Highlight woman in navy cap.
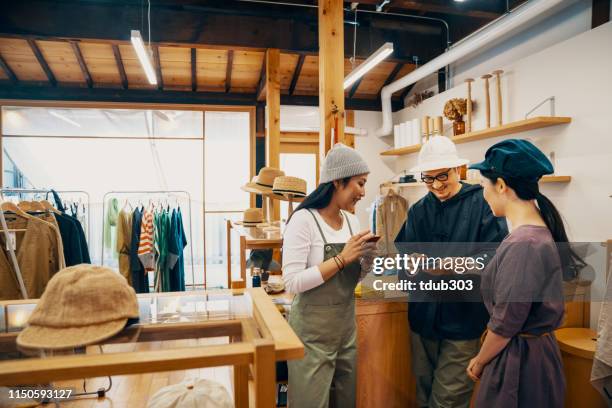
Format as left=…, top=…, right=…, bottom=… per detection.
left=466, top=139, right=584, bottom=407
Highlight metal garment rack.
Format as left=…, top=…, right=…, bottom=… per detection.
left=101, top=190, right=196, bottom=290
left=0, top=188, right=91, bottom=245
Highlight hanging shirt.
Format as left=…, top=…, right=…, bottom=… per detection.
left=130, top=207, right=149, bottom=293
left=395, top=182, right=508, bottom=340
left=168, top=209, right=187, bottom=292
left=138, top=209, right=155, bottom=272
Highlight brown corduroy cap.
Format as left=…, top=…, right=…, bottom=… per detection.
left=17, top=265, right=139, bottom=350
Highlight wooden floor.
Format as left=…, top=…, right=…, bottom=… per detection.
left=34, top=337, right=237, bottom=408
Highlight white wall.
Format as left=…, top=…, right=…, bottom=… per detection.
left=387, top=22, right=612, bottom=328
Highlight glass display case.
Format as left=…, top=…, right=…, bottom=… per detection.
left=0, top=288, right=303, bottom=407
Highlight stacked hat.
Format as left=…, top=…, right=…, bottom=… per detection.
left=147, top=379, right=233, bottom=408
left=469, top=139, right=553, bottom=182
left=17, top=265, right=139, bottom=350
left=241, top=167, right=285, bottom=195
left=240, top=208, right=264, bottom=226
left=272, top=176, right=307, bottom=202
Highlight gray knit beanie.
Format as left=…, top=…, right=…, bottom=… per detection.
left=319, top=143, right=370, bottom=184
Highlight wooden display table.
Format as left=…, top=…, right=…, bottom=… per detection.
left=226, top=220, right=283, bottom=289
left=0, top=288, right=304, bottom=408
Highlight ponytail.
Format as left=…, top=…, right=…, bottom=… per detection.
left=481, top=170, right=586, bottom=280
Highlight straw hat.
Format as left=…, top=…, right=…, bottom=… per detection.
left=147, top=379, right=233, bottom=408
left=17, top=265, right=139, bottom=350
left=241, top=208, right=264, bottom=225
left=271, top=176, right=307, bottom=202
left=241, top=167, right=285, bottom=195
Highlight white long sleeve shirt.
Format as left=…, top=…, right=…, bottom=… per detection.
left=282, top=208, right=361, bottom=294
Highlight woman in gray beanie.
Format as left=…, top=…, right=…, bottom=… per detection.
left=282, top=143, right=377, bottom=408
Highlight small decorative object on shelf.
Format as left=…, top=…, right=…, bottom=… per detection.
left=465, top=78, right=474, bottom=132
left=406, top=90, right=435, bottom=108
left=493, top=69, right=504, bottom=126
left=443, top=98, right=467, bottom=136
left=481, top=73, right=493, bottom=128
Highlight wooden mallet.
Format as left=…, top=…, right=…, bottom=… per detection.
left=465, top=78, right=474, bottom=132
left=493, top=70, right=504, bottom=126
left=481, top=74, right=492, bottom=128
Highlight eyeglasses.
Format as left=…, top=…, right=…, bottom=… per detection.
left=421, top=169, right=451, bottom=184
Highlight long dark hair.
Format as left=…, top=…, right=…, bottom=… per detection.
left=481, top=170, right=586, bottom=280
left=287, top=177, right=351, bottom=224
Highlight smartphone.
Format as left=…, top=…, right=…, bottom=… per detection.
left=366, top=235, right=381, bottom=243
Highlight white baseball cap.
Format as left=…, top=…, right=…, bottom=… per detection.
left=147, top=379, right=233, bottom=408
left=410, top=136, right=469, bottom=173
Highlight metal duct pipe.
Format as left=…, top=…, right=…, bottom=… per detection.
left=374, top=0, right=580, bottom=137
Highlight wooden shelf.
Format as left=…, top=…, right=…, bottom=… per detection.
left=382, top=176, right=571, bottom=189
left=380, top=116, right=572, bottom=156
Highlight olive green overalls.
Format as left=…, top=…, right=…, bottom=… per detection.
left=288, top=209, right=360, bottom=408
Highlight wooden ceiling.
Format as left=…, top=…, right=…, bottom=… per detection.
left=0, top=0, right=522, bottom=110
left=0, top=37, right=415, bottom=99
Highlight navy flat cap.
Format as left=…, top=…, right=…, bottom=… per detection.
left=469, top=139, right=554, bottom=181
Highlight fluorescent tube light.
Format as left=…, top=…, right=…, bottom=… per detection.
left=50, top=111, right=81, bottom=128
left=344, top=42, right=393, bottom=89
left=131, top=30, right=157, bottom=85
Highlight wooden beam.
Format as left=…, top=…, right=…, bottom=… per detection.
left=383, top=62, right=404, bottom=87
left=225, top=50, right=234, bottom=93
left=153, top=45, right=163, bottom=90
left=288, top=53, right=305, bottom=96
left=26, top=39, right=56, bottom=86
left=256, top=57, right=267, bottom=102
left=345, top=110, right=355, bottom=148
left=265, top=48, right=281, bottom=221
left=69, top=41, right=92, bottom=88
left=318, top=0, right=345, bottom=153
left=592, top=0, right=610, bottom=28
left=111, top=44, right=128, bottom=90
left=348, top=77, right=363, bottom=99
left=0, top=84, right=400, bottom=111
left=0, top=54, right=17, bottom=84
left=191, top=48, right=197, bottom=92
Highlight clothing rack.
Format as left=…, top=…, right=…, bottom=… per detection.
left=0, top=188, right=91, bottom=245
left=101, top=190, right=196, bottom=289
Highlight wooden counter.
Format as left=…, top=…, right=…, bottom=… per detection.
left=356, top=300, right=414, bottom=408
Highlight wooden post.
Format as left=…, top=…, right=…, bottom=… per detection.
left=265, top=49, right=281, bottom=221
left=318, top=0, right=345, bottom=159
left=253, top=339, right=276, bottom=408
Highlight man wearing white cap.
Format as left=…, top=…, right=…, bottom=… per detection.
left=395, top=136, right=507, bottom=408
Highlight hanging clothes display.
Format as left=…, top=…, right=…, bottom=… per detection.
left=591, top=264, right=612, bottom=402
